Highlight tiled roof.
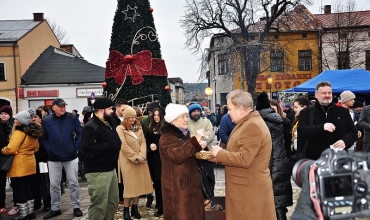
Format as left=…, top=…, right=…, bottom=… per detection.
left=315, top=10, right=370, bottom=28
left=0, top=20, right=41, bottom=42
left=231, top=4, right=319, bottom=34
left=21, top=46, right=105, bottom=85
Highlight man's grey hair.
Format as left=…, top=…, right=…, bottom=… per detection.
left=226, top=90, right=253, bottom=109
left=315, top=81, right=332, bottom=92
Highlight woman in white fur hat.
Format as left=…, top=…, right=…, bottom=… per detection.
left=158, top=103, right=207, bottom=220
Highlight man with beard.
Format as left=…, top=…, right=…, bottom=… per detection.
left=80, top=98, right=121, bottom=220
left=40, top=98, right=83, bottom=219
left=297, top=81, right=357, bottom=160
left=187, top=103, right=216, bottom=199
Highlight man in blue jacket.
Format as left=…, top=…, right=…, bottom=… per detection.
left=40, top=98, right=83, bottom=219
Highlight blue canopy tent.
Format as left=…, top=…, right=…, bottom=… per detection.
left=283, top=69, right=370, bottom=95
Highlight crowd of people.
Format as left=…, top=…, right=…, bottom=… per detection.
left=0, top=80, right=367, bottom=220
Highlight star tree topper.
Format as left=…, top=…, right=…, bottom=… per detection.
left=121, top=5, right=140, bottom=22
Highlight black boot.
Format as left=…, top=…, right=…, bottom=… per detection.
left=123, top=207, right=131, bottom=220
left=146, top=194, right=153, bottom=208
left=276, top=208, right=287, bottom=220
left=131, top=204, right=141, bottom=219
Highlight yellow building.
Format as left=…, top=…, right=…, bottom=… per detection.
left=232, top=5, right=321, bottom=95
left=0, top=13, right=60, bottom=112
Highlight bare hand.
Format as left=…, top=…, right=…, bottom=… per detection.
left=195, top=129, right=206, bottom=142
left=199, top=140, right=207, bottom=149
left=332, top=140, right=345, bottom=149
left=138, top=156, right=146, bottom=164
left=210, top=145, right=222, bottom=157
left=324, top=123, right=335, bottom=132
left=209, top=157, right=218, bottom=163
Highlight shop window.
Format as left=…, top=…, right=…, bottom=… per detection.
left=0, top=63, right=6, bottom=81
left=339, top=33, right=347, bottom=39
left=270, top=50, right=284, bottom=72
left=250, top=35, right=255, bottom=41
left=302, top=33, right=307, bottom=39
left=298, top=50, right=312, bottom=71
left=218, top=54, right=230, bottom=75
left=274, top=34, right=279, bottom=40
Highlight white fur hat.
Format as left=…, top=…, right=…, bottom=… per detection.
left=164, top=103, right=188, bottom=123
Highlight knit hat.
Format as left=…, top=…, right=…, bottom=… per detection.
left=14, top=111, right=32, bottom=125
left=256, top=92, right=271, bottom=111
left=36, top=109, right=43, bottom=119
left=0, top=105, right=13, bottom=117
left=93, top=98, right=113, bottom=109
left=123, top=107, right=137, bottom=119
left=352, top=101, right=364, bottom=109
left=82, top=106, right=92, bottom=112
left=164, top=103, right=189, bottom=123
left=188, top=103, right=202, bottom=114
left=340, top=91, right=355, bottom=103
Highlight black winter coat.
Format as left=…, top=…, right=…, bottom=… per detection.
left=145, top=129, right=162, bottom=181
left=80, top=116, right=121, bottom=174
left=298, top=101, right=357, bottom=160
left=259, top=108, right=293, bottom=209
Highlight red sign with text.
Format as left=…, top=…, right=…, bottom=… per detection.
left=27, top=90, right=59, bottom=97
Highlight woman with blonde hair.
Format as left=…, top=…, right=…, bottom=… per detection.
left=2, top=110, right=43, bottom=220
left=116, top=107, right=153, bottom=220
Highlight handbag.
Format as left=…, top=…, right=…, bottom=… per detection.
left=0, top=134, right=27, bottom=172
left=198, top=164, right=214, bottom=199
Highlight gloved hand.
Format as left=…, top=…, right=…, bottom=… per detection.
left=291, top=163, right=318, bottom=220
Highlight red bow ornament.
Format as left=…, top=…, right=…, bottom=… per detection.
left=105, top=50, right=168, bottom=85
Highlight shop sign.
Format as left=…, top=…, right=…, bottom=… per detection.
left=26, top=90, right=59, bottom=97
left=76, top=87, right=103, bottom=98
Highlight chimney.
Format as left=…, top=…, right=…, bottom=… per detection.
left=324, top=5, right=331, bottom=14
left=33, top=13, right=44, bottom=21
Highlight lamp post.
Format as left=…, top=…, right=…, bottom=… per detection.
left=267, top=75, right=273, bottom=99
left=205, top=87, right=213, bottom=108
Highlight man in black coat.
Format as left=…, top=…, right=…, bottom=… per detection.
left=297, top=81, right=357, bottom=160
left=80, top=98, right=121, bottom=220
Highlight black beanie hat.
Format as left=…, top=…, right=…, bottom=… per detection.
left=93, top=98, right=113, bottom=109
left=36, top=109, right=43, bottom=119
left=256, top=92, right=271, bottom=111
left=352, top=101, right=364, bottom=109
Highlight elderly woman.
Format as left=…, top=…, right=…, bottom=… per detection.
left=2, top=110, right=42, bottom=220
left=211, top=90, right=276, bottom=220
left=116, top=107, right=153, bottom=220
left=159, top=103, right=207, bottom=220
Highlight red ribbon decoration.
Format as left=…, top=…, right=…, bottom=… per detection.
left=105, top=50, right=168, bottom=85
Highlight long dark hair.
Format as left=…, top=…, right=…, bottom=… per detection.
left=148, top=108, right=164, bottom=134
left=291, top=97, right=311, bottom=128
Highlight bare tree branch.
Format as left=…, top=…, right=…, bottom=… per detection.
left=46, top=18, right=70, bottom=45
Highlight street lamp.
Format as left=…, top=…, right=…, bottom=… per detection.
left=205, top=87, right=213, bottom=108
left=267, top=75, right=273, bottom=99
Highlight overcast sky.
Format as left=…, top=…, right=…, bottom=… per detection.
left=1, top=0, right=369, bottom=83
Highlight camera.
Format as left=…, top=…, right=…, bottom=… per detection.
left=292, top=148, right=370, bottom=219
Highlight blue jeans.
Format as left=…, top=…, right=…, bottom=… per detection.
left=85, top=169, right=119, bottom=220
left=48, top=158, right=80, bottom=211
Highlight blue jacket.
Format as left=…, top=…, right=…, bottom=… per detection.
left=218, top=114, right=236, bottom=144
left=40, top=112, right=82, bottom=162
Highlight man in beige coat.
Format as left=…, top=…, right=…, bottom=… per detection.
left=211, top=90, right=276, bottom=220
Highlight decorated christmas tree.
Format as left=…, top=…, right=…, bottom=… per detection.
left=103, top=0, right=172, bottom=107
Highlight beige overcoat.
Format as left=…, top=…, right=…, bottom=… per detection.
left=116, top=125, right=153, bottom=198
left=216, top=111, right=277, bottom=220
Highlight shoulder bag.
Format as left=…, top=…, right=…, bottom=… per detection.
left=0, top=134, right=27, bottom=172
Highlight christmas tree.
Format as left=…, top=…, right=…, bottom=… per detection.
left=104, top=0, right=172, bottom=107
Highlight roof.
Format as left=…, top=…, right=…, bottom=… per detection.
left=232, top=4, right=319, bottom=34
left=21, top=45, right=105, bottom=85
left=0, top=20, right=41, bottom=42
left=283, top=69, right=370, bottom=94
left=315, top=10, right=370, bottom=29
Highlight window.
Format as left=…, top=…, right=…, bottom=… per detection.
left=218, top=54, right=229, bottom=75
left=0, top=63, right=5, bottom=81
left=274, top=34, right=279, bottom=40
left=250, top=35, right=255, bottom=41
left=302, top=33, right=307, bottom=39
left=270, top=50, right=284, bottom=72
left=338, top=51, right=350, bottom=69
left=298, top=50, right=312, bottom=71
left=339, top=33, right=347, bottom=39
left=368, top=32, right=370, bottom=37
left=366, top=50, right=370, bottom=71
